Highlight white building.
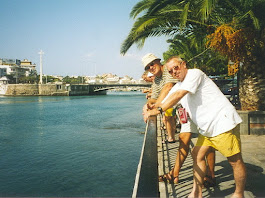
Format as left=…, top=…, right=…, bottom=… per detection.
left=86, top=76, right=103, bottom=84
left=106, top=76, right=119, bottom=84
left=20, top=59, right=37, bottom=76
left=119, top=75, right=134, bottom=84
left=0, top=58, right=37, bottom=78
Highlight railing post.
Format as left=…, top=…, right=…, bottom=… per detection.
left=132, top=115, right=159, bottom=197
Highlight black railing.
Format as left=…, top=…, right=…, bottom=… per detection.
left=132, top=116, right=159, bottom=198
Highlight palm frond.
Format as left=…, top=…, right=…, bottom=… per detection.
left=198, top=0, right=217, bottom=22
left=238, top=10, right=260, bottom=30
left=130, top=0, right=155, bottom=19
left=179, top=2, right=190, bottom=29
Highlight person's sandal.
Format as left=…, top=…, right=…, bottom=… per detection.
left=159, top=173, right=179, bottom=184
left=203, top=175, right=216, bottom=188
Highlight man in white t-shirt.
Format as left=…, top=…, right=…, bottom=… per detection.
left=144, top=56, right=246, bottom=198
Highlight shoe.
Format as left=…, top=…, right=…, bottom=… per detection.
left=159, top=173, right=179, bottom=184
left=203, top=175, right=216, bottom=188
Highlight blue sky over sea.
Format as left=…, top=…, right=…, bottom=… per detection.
left=0, top=0, right=170, bottom=79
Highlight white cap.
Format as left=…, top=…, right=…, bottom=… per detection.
left=142, top=53, right=161, bottom=70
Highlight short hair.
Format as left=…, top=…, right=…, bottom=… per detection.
left=166, top=56, right=183, bottom=63
left=166, top=56, right=188, bottom=68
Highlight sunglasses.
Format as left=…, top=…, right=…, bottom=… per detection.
left=145, top=61, right=155, bottom=70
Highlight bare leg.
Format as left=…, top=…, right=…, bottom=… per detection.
left=165, top=115, right=176, bottom=142
left=206, top=148, right=216, bottom=179
left=227, top=153, right=246, bottom=198
left=171, top=132, right=192, bottom=183
left=188, top=146, right=211, bottom=198
left=203, top=148, right=216, bottom=187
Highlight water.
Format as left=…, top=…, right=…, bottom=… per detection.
left=0, top=92, right=146, bottom=197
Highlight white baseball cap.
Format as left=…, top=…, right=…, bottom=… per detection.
left=142, top=53, right=161, bottom=70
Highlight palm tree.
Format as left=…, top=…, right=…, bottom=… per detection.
left=120, top=0, right=194, bottom=55
left=205, top=0, right=265, bottom=110
left=121, top=0, right=265, bottom=110
left=163, top=33, right=227, bottom=75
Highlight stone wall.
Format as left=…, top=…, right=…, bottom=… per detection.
left=39, top=84, right=68, bottom=96
left=5, top=84, right=69, bottom=96
left=4, top=84, right=107, bottom=96
left=234, top=111, right=265, bottom=135
left=5, top=84, right=39, bottom=96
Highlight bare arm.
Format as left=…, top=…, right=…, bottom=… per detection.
left=143, top=89, right=189, bottom=122
left=144, top=83, right=173, bottom=111
left=161, top=89, right=189, bottom=110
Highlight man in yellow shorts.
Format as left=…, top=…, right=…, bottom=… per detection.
left=144, top=56, right=246, bottom=198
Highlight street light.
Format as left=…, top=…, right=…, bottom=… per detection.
left=38, top=50, right=44, bottom=84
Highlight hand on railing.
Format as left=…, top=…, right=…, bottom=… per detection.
left=143, top=108, right=160, bottom=123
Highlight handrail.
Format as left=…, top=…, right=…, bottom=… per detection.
left=132, top=115, right=159, bottom=198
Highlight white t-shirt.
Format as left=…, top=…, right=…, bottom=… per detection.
left=163, top=69, right=242, bottom=137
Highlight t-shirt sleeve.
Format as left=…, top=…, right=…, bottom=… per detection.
left=179, top=69, right=203, bottom=94
left=162, top=83, right=180, bottom=103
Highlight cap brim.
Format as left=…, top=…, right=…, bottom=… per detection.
left=144, top=58, right=161, bottom=70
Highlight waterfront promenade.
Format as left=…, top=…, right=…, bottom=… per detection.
left=157, top=115, right=265, bottom=198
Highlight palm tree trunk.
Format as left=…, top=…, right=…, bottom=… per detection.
left=239, top=60, right=265, bottom=110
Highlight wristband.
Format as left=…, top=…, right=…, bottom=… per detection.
left=157, top=107, right=163, bottom=114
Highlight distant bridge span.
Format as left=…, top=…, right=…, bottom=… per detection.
left=90, top=83, right=151, bottom=92
left=69, top=83, right=152, bottom=95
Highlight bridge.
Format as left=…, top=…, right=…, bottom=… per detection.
left=90, top=83, right=151, bottom=92
left=68, top=83, right=152, bottom=95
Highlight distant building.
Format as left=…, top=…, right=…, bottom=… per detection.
left=86, top=76, right=103, bottom=84
left=106, top=76, right=119, bottom=84
left=0, top=58, right=37, bottom=78
left=119, top=75, right=133, bottom=84
left=20, top=59, right=37, bottom=76
left=50, top=75, right=63, bottom=81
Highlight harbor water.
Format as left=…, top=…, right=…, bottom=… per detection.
left=0, top=92, right=146, bottom=197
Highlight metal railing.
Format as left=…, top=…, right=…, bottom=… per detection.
left=132, top=115, right=159, bottom=198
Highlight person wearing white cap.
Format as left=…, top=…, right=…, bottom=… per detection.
left=142, top=53, right=178, bottom=143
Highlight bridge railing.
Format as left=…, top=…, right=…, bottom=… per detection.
left=132, top=115, right=159, bottom=198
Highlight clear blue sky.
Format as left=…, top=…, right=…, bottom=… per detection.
left=0, top=0, right=170, bottom=79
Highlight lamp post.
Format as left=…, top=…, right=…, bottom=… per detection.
left=38, top=50, right=44, bottom=84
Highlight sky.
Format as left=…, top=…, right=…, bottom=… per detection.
left=0, top=0, right=170, bottom=79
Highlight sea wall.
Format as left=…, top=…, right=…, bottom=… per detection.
left=5, top=84, right=39, bottom=96
left=3, top=84, right=106, bottom=96
left=5, top=84, right=69, bottom=96
left=39, top=84, right=69, bottom=96
left=69, top=85, right=89, bottom=96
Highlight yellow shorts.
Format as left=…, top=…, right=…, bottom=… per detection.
left=164, top=108, right=175, bottom=117
left=196, top=130, right=241, bottom=157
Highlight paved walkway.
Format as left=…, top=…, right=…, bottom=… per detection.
left=157, top=116, right=265, bottom=198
